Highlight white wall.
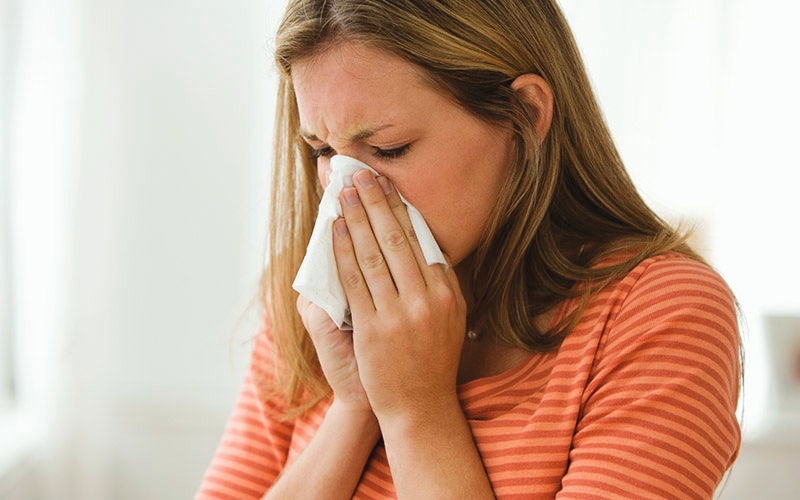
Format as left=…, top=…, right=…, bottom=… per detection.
left=55, top=2, right=284, bottom=498
left=2, top=1, right=282, bottom=499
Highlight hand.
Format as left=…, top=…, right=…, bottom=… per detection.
left=332, top=170, right=468, bottom=423
left=296, top=295, right=372, bottom=412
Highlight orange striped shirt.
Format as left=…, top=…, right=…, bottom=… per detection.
left=197, top=254, right=741, bottom=499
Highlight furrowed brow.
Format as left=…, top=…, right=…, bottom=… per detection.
left=299, top=124, right=394, bottom=144
left=299, top=129, right=320, bottom=142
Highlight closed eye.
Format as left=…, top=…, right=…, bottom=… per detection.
left=373, top=144, right=410, bottom=160
left=310, top=145, right=336, bottom=159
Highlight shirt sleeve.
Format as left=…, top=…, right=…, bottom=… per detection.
left=195, top=331, right=294, bottom=500
left=557, top=256, right=741, bottom=499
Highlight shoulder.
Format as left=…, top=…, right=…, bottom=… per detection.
left=618, top=252, right=734, bottom=303
left=563, top=253, right=742, bottom=497
left=589, top=252, right=741, bottom=393
left=611, top=253, right=738, bottom=335
left=571, top=252, right=739, bottom=344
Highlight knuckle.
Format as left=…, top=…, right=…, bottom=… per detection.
left=387, top=195, right=404, bottom=209
left=342, top=269, right=365, bottom=289
left=361, top=250, right=386, bottom=271
left=363, top=193, right=385, bottom=208
left=407, top=297, right=433, bottom=321
left=383, top=229, right=408, bottom=251
left=440, top=291, right=458, bottom=310
left=405, top=226, right=419, bottom=244
left=347, top=210, right=369, bottom=226
left=430, top=282, right=456, bottom=306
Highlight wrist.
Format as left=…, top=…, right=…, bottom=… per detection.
left=375, top=395, right=494, bottom=499
left=328, top=398, right=381, bottom=441
left=376, top=393, right=464, bottom=441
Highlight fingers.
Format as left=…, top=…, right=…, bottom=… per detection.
left=335, top=174, right=400, bottom=310
left=333, top=170, right=432, bottom=312
left=296, top=294, right=338, bottom=338
left=376, top=175, right=441, bottom=284
left=332, top=215, right=379, bottom=316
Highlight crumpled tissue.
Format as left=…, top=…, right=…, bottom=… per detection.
left=292, top=155, right=445, bottom=330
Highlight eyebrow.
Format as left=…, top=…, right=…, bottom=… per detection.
left=299, top=124, right=394, bottom=144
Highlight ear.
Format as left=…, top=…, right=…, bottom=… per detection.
left=510, top=74, right=554, bottom=144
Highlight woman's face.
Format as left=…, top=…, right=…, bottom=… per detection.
left=292, top=42, right=515, bottom=268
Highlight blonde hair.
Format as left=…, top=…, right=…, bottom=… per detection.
left=262, top=0, right=700, bottom=414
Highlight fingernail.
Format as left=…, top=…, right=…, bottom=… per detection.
left=377, top=176, right=393, bottom=195
left=343, top=187, right=360, bottom=207
left=334, top=218, right=349, bottom=235
left=356, top=170, right=377, bottom=189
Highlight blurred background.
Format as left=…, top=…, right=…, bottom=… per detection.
left=1, top=0, right=798, bottom=498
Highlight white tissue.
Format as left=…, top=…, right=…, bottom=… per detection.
left=292, top=155, right=445, bottom=330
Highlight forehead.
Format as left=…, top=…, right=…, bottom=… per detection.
left=293, top=42, right=418, bottom=83
left=291, top=43, right=435, bottom=139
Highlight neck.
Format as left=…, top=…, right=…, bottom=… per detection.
left=454, top=256, right=476, bottom=317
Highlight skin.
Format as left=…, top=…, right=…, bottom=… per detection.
left=266, top=42, right=554, bottom=499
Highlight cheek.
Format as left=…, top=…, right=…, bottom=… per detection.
left=401, top=152, right=510, bottom=262
left=399, top=179, right=479, bottom=261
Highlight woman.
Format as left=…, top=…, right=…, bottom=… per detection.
left=198, top=1, right=741, bottom=498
